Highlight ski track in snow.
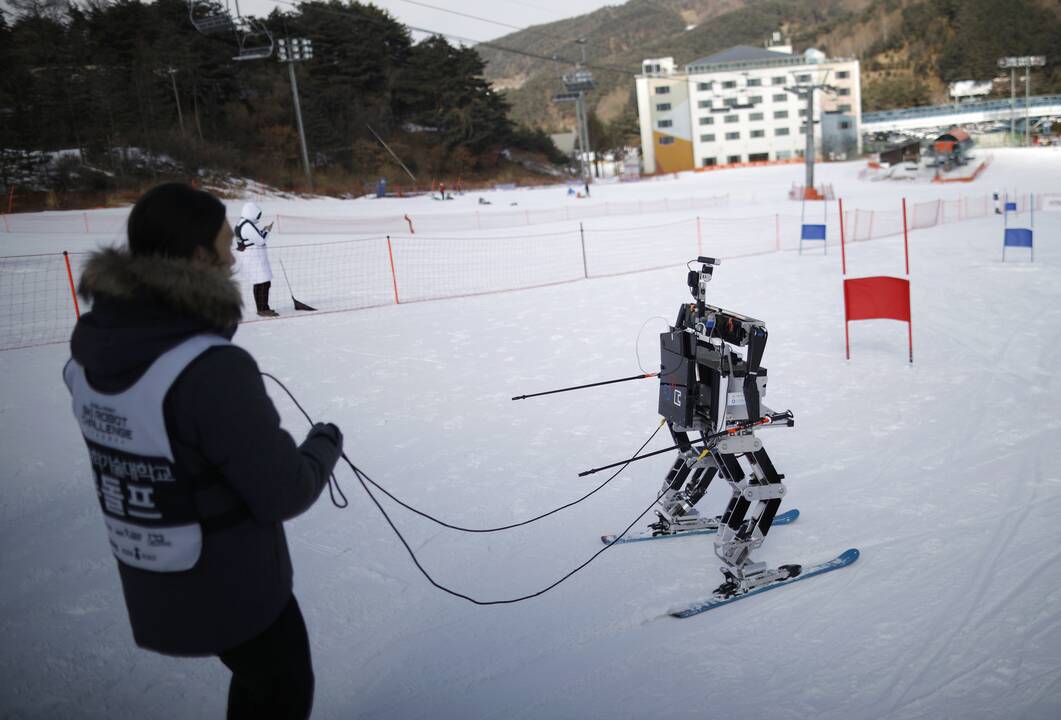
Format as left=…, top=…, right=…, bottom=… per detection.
left=2, top=148, right=1061, bottom=719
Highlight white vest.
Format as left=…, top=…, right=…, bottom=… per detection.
left=64, top=335, right=230, bottom=572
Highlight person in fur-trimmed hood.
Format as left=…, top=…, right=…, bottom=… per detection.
left=65, top=183, right=343, bottom=720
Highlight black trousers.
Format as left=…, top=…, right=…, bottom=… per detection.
left=218, top=595, right=314, bottom=720
left=252, top=282, right=272, bottom=311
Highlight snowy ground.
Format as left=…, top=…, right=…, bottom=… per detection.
left=2, top=148, right=1061, bottom=719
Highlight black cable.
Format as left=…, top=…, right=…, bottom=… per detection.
left=359, top=423, right=662, bottom=532
left=260, top=371, right=672, bottom=605
left=348, top=459, right=667, bottom=605
left=263, top=371, right=662, bottom=531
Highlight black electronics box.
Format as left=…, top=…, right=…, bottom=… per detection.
left=658, top=330, right=696, bottom=427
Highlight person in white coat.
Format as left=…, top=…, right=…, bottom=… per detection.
left=236, top=202, right=278, bottom=317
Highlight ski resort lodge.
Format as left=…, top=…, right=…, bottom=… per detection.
left=635, top=40, right=862, bottom=174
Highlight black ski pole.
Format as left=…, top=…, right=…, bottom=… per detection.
left=278, top=257, right=316, bottom=312
left=577, top=411, right=794, bottom=477
left=512, top=372, right=658, bottom=401
left=577, top=443, right=685, bottom=477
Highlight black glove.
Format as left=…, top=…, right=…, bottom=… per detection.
left=308, top=422, right=343, bottom=453
left=236, top=240, right=247, bottom=252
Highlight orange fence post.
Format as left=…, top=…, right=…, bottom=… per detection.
left=63, top=251, right=81, bottom=320
left=386, top=236, right=400, bottom=304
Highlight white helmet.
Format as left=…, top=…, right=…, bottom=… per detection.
left=241, top=202, right=262, bottom=221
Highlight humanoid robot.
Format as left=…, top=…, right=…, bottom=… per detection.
left=652, top=257, right=798, bottom=596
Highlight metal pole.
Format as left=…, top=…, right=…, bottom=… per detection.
left=1024, top=67, right=1030, bottom=147
left=288, top=61, right=313, bottom=191
left=579, top=38, right=592, bottom=186
left=1010, top=67, right=1016, bottom=142
left=805, top=89, right=815, bottom=192
left=168, top=69, right=185, bottom=135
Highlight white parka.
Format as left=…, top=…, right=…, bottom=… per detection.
left=236, top=202, right=273, bottom=284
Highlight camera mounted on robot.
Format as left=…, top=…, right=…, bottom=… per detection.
left=687, top=256, right=720, bottom=310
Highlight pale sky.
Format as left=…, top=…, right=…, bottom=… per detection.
left=240, top=0, right=622, bottom=43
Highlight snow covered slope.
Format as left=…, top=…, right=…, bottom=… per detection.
left=1, top=149, right=1060, bottom=719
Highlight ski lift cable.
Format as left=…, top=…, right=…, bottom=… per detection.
left=264, top=0, right=638, bottom=77
left=393, top=0, right=615, bottom=55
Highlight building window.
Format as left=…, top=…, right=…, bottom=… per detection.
left=698, top=100, right=712, bottom=108
left=722, top=80, right=737, bottom=89
left=775, top=127, right=790, bottom=136
left=659, top=136, right=674, bottom=145
left=836, top=70, right=850, bottom=79
left=777, top=150, right=792, bottom=159
left=838, top=88, right=850, bottom=96
left=749, top=152, right=769, bottom=162
left=773, top=93, right=787, bottom=102
left=747, top=78, right=762, bottom=87
left=840, top=121, right=851, bottom=130
left=774, top=110, right=789, bottom=119
left=727, top=155, right=741, bottom=164
left=725, top=131, right=740, bottom=140
left=699, top=116, right=714, bottom=125
left=703, top=157, right=717, bottom=166
left=798, top=108, right=808, bottom=117
left=700, top=133, right=716, bottom=142
left=750, top=129, right=765, bottom=138
left=657, top=119, right=672, bottom=128
left=749, top=112, right=764, bottom=121
left=795, top=74, right=811, bottom=82
left=772, top=76, right=785, bottom=85
left=698, top=82, right=713, bottom=91
left=655, top=86, right=670, bottom=94
left=839, top=104, right=852, bottom=112
left=724, top=115, right=739, bottom=123
left=723, top=98, right=738, bottom=107
left=656, top=103, right=671, bottom=111
left=749, top=95, right=763, bottom=104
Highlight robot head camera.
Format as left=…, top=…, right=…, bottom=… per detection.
left=687, top=256, right=721, bottom=304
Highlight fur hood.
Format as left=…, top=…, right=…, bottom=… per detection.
left=78, top=247, right=242, bottom=329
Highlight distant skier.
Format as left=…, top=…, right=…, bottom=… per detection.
left=236, top=202, right=278, bottom=317
left=63, top=183, right=344, bottom=720
left=993, top=190, right=1002, bottom=215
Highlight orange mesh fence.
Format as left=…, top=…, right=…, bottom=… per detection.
left=0, top=191, right=1013, bottom=351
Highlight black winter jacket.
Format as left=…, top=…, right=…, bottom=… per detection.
left=69, top=248, right=341, bottom=656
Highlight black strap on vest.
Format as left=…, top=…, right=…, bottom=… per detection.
left=235, top=219, right=255, bottom=251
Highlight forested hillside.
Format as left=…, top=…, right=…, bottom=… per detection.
left=480, top=0, right=1061, bottom=131
left=0, top=0, right=564, bottom=196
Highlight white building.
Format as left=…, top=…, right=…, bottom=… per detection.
left=635, top=43, right=861, bottom=174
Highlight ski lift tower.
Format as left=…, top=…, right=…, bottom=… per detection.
left=784, top=73, right=837, bottom=199
left=554, top=40, right=595, bottom=189
left=277, top=38, right=315, bottom=191
left=188, top=1, right=274, bottom=61
left=998, top=56, right=1046, bottom=146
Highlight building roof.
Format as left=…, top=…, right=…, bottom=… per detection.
left=687, top=45, right=792, bottom=68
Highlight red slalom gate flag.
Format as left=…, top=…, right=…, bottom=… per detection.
left=843, top=276, right=913, bottom=362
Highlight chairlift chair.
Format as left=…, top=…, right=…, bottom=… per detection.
left=188, top=0, right=274, bottom=61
